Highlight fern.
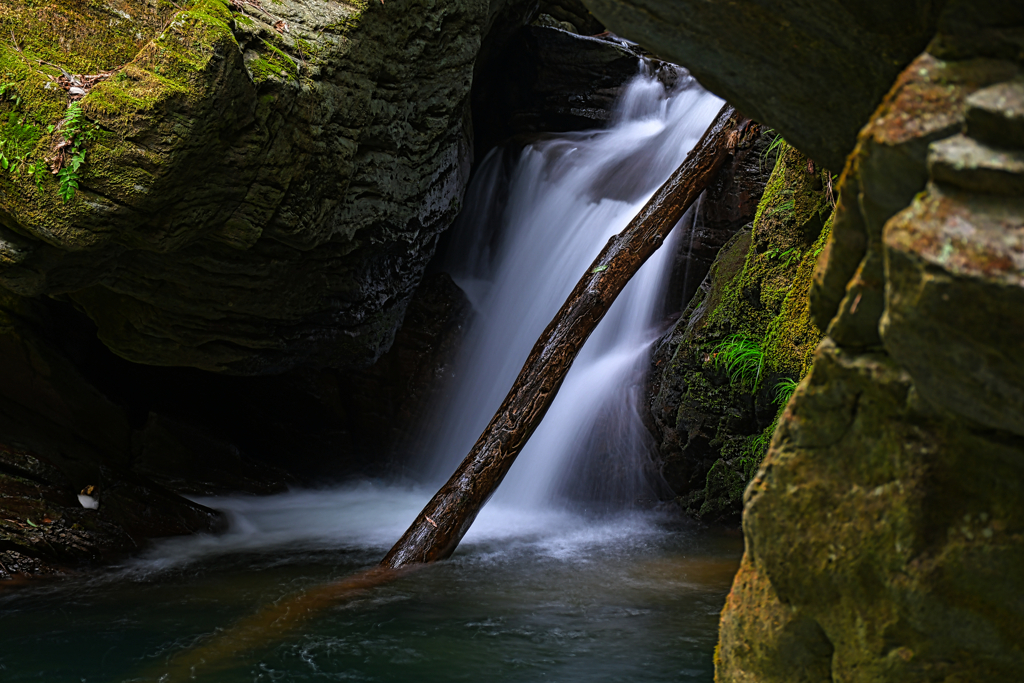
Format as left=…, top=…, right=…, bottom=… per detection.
left=56, top=102, right=96, bottom=203
left=58, top=146, right=86, bottom=202
left=713, top=334, right=766, bottom=391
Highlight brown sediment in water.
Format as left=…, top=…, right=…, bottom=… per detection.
left=145, top=565, right=415, bottom=680
left=631, top=555, right=741, bottom=589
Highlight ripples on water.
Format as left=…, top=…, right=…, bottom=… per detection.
left=0, top=483, right=740, bottom=682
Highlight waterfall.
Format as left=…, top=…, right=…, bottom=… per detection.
left=418, top=67, right=724, bottom=512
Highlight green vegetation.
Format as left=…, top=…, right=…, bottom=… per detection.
left=713, top=334, right=765, bottom=391
left=760, top=130, right=785, bottom=171
left=0, top=81, right=48, bottom=190
left=247, top=38, right=300, bottom=84
left=661, top=138, right=836, bottom=520
left=773, top=377, right=799, bottom=406
left=0, top=0, right=237, bottom=216
left=56, top=102, right=96, bottom=202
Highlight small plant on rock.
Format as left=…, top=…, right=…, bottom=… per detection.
left=55, top=101, right=96, bottom=203
left=773, top=377, right=799, bottom=406
left=760, top=131, right=785, bottom=171
left=713, top=333, right=765, bottom=391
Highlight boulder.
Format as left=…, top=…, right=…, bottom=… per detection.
left=717, top=339, right=1024, bottom=682
left=0, top=0, right=523, bottom=373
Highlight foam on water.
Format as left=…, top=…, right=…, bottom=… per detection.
left=127, top=66, right=722, bottom=575
left=129, top=483, right=670, bottom=573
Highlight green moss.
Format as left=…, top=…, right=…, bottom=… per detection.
left=325, top=0, right=370, bottom=33
left=0, top=0, right=170, bottom=76
left=248, top=39, right=299, bottom=84
left=706, top=144, right=832, bottom=340
left=0, top=0, right=241, bottom=240
left=697, top=458, right=748, bottom=519
left=763, top=215, right=833, bottom=378
left=668, top=142, right=836, bottom=520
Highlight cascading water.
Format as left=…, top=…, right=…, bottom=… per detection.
left=421, top=66, right=724, bottom=511
left=0, top=65, right=741, bottom=683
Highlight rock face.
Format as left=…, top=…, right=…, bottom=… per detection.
left=580, top=0, right=1024, bottom=678
left=0, top=291, right=224, bottom=576
left=0, top=0, right=515, bottom=373
left=0, top=0, right=568, bottom=574
left=578, top=0, right=946, bottom=171
left=647, top=139, right=831, bottom=522
left=472, top=25, right=646, bottom=155
left=667, top=125, right=777, bottom=310
left=339, top=271, right=472, bottom=464
left=715, top=24, right=1024, bottom=683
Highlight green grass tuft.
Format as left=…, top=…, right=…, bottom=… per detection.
left=773, top=377, right=798, bottom=406
left=713, top=334, right=766, bottom=391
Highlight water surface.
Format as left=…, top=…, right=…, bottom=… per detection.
left=0, top=485, right=740, bottom=682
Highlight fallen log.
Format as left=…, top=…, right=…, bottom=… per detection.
left=382, top=102, right=751, bottom=569
left=151, top=103, right=753, bottom=678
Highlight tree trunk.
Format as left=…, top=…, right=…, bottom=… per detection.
left=150, top=105, right=754, bottom=678
left=382, top=103, right=752, bottom=569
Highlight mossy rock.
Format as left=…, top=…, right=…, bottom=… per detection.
left=648, top=141, right=834, bottom=522
left=0, top=0, right=506, bottom=373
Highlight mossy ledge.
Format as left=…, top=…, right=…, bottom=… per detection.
left=648, top=141, right=835, bottom=522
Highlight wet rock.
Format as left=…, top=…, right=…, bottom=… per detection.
left=810, top=54, right=1017, bottom=347
left=339, top=271, right=472, bottom=465
left=883, top=186, right=1024, bottom=438
left=0, top=292, right=222, bottom=573
left=133, top=413, right=295, bottom=496
left=472, top=24, right=646, bottom=156
left=965, top=79, right=1024, bottom=149
left=538, top=0, right=604, bottom=36
left=717, top=340, right=1024, bottom=682
left=717, top=8, right=1024, bottom=679
left=667, top=126, right=776, bottom=310
left=929, top=134, right=1024, bottom=195
left=532, top=13, right=578, bottom=33
left=717, top=555, right=835, bottom=683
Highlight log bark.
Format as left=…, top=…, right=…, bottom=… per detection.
left=382, top=103, right=752, bottom=569
left=151, top=105, right=754, bottom=678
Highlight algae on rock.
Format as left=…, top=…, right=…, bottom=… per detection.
left=648, top=142, right=833, bottom=522
left=716, top=24, right=1024, bottom=683
left=0, top=0, right=509, bottom=373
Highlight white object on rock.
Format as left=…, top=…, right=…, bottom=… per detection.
left=78, top=494, right=100, bottom=510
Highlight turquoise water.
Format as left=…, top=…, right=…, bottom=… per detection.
left=0, top=486, right=740, bottom=682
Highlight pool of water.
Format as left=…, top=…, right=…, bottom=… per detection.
left=0, top=484, right=740, bottom=682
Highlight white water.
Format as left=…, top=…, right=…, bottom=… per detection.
left=126, top=482, right=671, bottom=573
left=422, top=67, right=723, bottom=510
left=0, top=67, right=740, bottom=683
left=126, top=67, right=722, bottom=571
